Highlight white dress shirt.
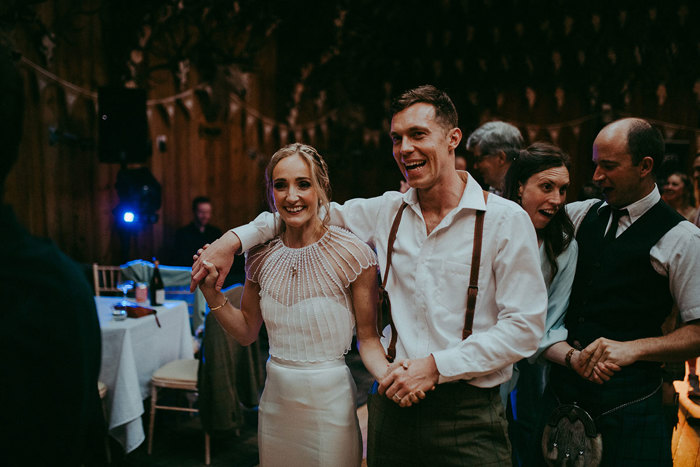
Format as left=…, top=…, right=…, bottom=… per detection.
left=234, top=172, right=547, bottom=388
left=566, top=187, right=700, bottom=324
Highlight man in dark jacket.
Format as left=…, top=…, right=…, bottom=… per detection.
left=172, top=196, right=223, bottom=266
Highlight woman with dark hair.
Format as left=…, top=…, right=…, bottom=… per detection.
left=501, top=142, right=580, bottom=466
left=198, top=143, right=389, bottom=466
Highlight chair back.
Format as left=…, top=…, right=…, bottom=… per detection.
left=92, top=263, right=123, bottom=296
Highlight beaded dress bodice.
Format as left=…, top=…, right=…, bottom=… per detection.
left=246, top=226, right=377, bottom=362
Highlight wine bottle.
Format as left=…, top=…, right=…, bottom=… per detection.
left=150, top=258, right=166, bottom=306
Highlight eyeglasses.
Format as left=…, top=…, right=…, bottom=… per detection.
left=472, top=153, right=497, bottom=163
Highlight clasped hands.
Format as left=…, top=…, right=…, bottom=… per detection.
left=378, top=355, right=439, bottom=408
left=569, top=337, right=635, bottom=384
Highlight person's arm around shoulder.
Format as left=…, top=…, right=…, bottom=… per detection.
left=198, top=260, right=263, bottom=345
left=326, top=193, right=398, bottom=245
left=190, top=194, right=397, bottom=291
left=565, top=198, right=601, bottom=233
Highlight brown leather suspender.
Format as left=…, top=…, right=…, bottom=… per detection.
left=464, top=190, right=489, bottom=338
left=381, top=191, right=488, bottom=360
left=378, top=202, right=408, bottom=362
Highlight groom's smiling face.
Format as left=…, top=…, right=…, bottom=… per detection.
left=390, top=102, right=459, bottom=191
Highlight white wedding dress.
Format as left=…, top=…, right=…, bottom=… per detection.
left=246, top=226, right=377, bottom=467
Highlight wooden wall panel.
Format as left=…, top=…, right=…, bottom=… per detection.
left=4, top=2, right=697, bottom=270
left=6, top=4, right=275, bottom=267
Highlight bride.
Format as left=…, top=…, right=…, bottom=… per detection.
left=198, top=143, right=389, bottom=466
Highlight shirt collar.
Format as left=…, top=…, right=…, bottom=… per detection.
left=458, top=171, right=488, bottom=211
left=401, top=171, right=487, bottom=211
left=595, top=184, right=660, bottom=223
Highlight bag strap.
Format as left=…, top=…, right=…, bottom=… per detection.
left=463, top=190, right=489, bottom=339
left=381, top=202, right=408, bottom=361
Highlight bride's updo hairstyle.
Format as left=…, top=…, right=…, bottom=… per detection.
left=264, top=143, right=332, bottom=226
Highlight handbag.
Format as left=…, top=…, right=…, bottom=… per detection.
left=377, top=191, right=488, bottom=362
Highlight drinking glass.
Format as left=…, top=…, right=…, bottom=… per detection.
left=113, top=280, right=134, bottom=321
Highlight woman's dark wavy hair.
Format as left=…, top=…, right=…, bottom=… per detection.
left=503, top=142, right=574, bottom=282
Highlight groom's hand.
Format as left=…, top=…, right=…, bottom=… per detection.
left=378, top=356, right=438, bottom=407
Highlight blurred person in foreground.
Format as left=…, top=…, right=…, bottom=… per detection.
left=191, top=85, right=548, bottom=465
left=0, top=44, right=104, bottom=466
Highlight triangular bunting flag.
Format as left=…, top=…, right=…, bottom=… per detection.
left=279, top=126, right=289, bottom=145
left=37, top=76, right=48, bottom=93
left=65, top=90, right=78, bottom=112
left=527, top=126, right=538, bottom=142
left=548, top=127, right=560, bottom=143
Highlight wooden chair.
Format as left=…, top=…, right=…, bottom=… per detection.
left=92, top=263, right=123, bottom=296
left=147, top=359, right=210, bottom=465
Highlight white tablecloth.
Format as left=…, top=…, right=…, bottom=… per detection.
left=96, top=296, right=194, bottom=453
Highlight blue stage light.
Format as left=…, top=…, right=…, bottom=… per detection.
left=113, top=167, right=162, bottom=230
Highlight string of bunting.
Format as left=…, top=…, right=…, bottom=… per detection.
left=505, top=114, right=600, bottom=143
left=18, top=55, right=700, bottom=149
left=19, top=54, right=340, bottom=148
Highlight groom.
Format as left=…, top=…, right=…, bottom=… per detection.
left=191, top=85, right=548, bottom=465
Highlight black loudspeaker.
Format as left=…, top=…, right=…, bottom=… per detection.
left=98, top=88, right=149, bottom=164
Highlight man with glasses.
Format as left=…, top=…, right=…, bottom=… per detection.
left=465, top=121, right=523, bottom=195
